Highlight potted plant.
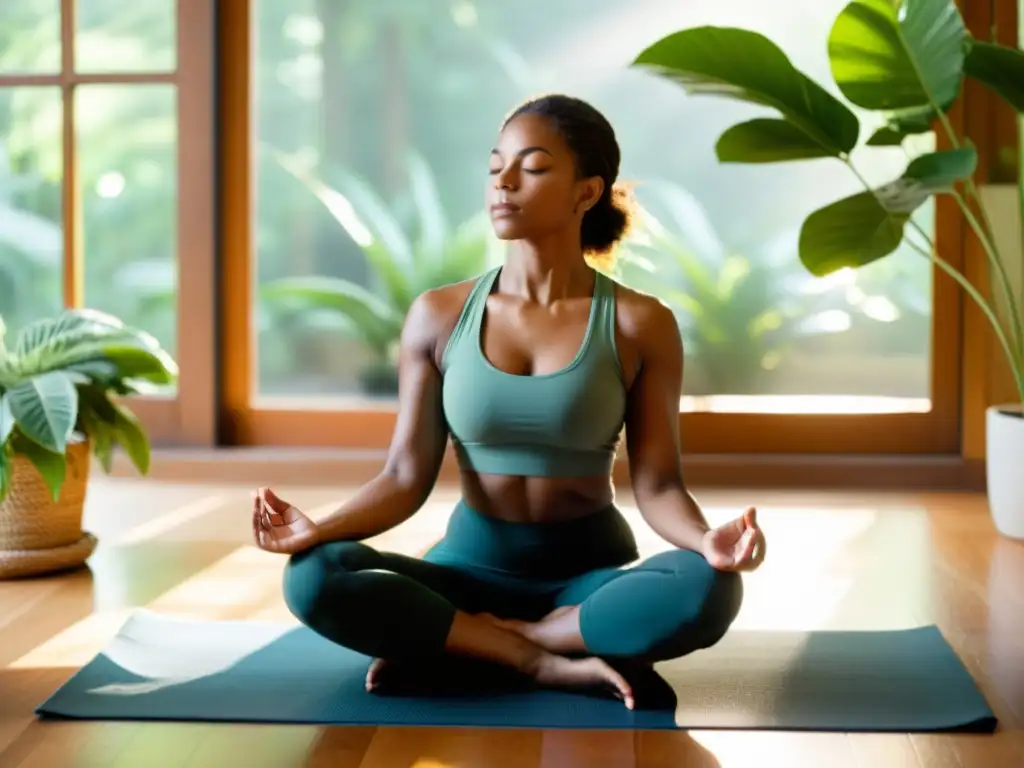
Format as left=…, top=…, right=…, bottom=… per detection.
left=0, top=308, right=177, bottom=578
left=630, top=0, right=1024, bottom=538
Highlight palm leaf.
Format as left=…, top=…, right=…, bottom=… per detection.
left=266, top=148, right=413, bottom=309
left=405, top=149, right=450, bottom=265
left=261, top=277, right=405, bottom=358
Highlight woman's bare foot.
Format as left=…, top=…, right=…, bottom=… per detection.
left=479, top=606, right=584, bottom=655
left=365, top=653, right=633, bottom=708
left=367, top=648, right=634, bottom=709
left=529, top=654, right=635, bottom=710
left=365, top=657, right=393, bottom=691
left=364, top=611, right=633, bottom=708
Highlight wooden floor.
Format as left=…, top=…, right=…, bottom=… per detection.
left=1, top=480, right=1023, bottom=767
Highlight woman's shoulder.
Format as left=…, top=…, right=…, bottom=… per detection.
left=410, top=272, right=490, bottom=324
left=602, top=278, right=681, bottom=385
left=609, top=279, right=677, bottom=341
left=404, top=272, right=493, bottom=356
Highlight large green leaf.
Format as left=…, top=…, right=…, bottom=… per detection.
left=964, top=40, right=1024, bottom=112
left=799, top=147, right=976, bottom=275
left=75, top=388, right=148, bottom=475
left=67, top=343, right=178, bottom=385
left=866, top=126, right=911, bottom=146
left=6, top=371, right=78, bottom=453
left=12, top=309, right=176, bottom=390
left=13, top=433, right=67, bottom=501
left=260, top=277, right=405, bottom=358
left=405, top=149, right=450, bottom=265
left=328, top=168, right=415, bottom=270
left=828, top=0, right=966, bottom=111
left=78, top=407, right=115, bottom=472
left=866, top=104, right=941, bottom=145
left=111, top=402, right=150, bottom=476
left=632, top=26, right=860, bottom=156
left=799, top=191, right=909, bottom=275
left=415, top=212, right=496, bottom=297
left=267, top=148, right=414, bottom=311
left=0, top=394, right=13, bottom=446
left=870, top=147, right=977, bottom=213
left=898, top=147, right=978, bottom=195
left=0, top=445, right=11, bottom=503
left=716, top=118, right=843, bottom=163
left=14, top=308, right=145, bottom=358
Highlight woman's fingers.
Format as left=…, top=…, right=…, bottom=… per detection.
left=252, top=493, right=263, bottom=543
left=259, top=487, right=291, bottom=526
left=744, top=507, right=757, bottom=528
left=263, top=487, right=289, bottom=515
left=751, top=529, right=767, bottom=566
left=735, top=529, right=767, bottom=572
left=279, top=504, right=304, bottom=525
left=736, top=529, right=757, bottom=566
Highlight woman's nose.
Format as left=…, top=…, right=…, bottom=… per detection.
left=495, top=172, right=516, bottom=190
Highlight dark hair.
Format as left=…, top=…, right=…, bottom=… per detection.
left=504, top=94, right=633, bottom=258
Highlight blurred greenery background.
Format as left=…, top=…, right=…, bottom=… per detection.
left=0, top=0, right=936, bottom=406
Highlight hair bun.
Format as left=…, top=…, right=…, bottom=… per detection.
left=581, top=182, right=634, bottom=259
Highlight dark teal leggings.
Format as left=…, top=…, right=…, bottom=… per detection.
left=282, top=501, right=743, bottom=663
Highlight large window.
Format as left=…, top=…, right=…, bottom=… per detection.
left=222, top=0, right=961, bottom=453
left=0, top=0, right=215, bottom=445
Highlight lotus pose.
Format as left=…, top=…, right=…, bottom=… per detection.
left=252, top=94, right=766, bottom=709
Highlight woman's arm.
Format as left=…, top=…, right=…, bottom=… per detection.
left=621, top=295, right=711, bottom=552
left=313, top=289, right=454, bottom=543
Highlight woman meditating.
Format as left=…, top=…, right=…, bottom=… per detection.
left=252, top=94, right=767, bottom=710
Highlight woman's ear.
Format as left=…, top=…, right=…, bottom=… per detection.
left=574, top=176, right=604, bottom=214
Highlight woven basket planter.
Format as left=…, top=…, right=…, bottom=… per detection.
left=0, top=439, right=97, bottom=579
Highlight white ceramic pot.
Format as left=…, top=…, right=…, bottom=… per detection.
left=986, top=404, right=1024, bottom=540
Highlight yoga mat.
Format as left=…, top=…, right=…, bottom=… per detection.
left=36, top=610, right=997, bottom=732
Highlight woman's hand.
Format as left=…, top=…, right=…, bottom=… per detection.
left=701, top=507, right=766, bottom=572
left=252, top=487, right=321, bottom=555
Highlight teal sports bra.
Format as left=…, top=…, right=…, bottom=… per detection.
left=441, top=266, right=627, bottom=478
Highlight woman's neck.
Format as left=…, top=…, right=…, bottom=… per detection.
left=502, top=233, right=593, bottom=306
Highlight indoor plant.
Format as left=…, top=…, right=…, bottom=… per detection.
left=260, top=150, right=503, bottom=397
left=631, top=0, right=1024, bottom=539
left=0, top=308, right=177, bottom=577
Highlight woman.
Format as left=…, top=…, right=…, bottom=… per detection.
left=252, top=94, right=766, bottom=710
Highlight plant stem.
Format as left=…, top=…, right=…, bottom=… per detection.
left=928, top=99, right=1024, bottom=360
left=905, top=222, right=1024, bottom=405
left=953, top=188, right=1024, bottom=360
left=841, top=156, right=1024, bottom=405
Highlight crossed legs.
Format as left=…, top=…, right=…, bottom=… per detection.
left=282, top=540, right=742, bottom=706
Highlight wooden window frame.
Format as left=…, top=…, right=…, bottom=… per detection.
left=0, top=0, right=218, bottom=447
left=216, top=0, right=1013, bottom=457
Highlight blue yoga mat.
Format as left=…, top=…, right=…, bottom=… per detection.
left=36, top=611, right=997, bottom=732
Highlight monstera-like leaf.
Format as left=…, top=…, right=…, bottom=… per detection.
left=964, top=39, right=1024, bottom=112
left=799, top=147, right=977, bottom=275
left=632, top=26, right=860, bottom=163
left=829, top=0, right=966, bottom=144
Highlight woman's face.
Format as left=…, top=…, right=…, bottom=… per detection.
left=486, top=113, right=603, bottom=243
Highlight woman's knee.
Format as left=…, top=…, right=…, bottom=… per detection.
left=644, top=548, right=744, bottom=657
left=281, top=541, right=369, bottom=625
